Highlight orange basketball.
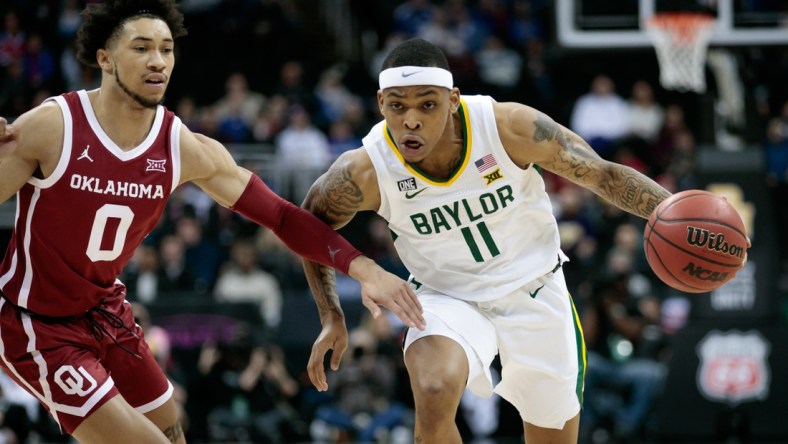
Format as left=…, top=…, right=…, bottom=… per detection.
left=643, top=190, right=747, bottom=293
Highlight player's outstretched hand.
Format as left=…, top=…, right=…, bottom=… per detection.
left=0, top=117, right=20, bottom=158
left=349, top=256, right=426, bottom=330
left=308, top=319, right=348, bottom=391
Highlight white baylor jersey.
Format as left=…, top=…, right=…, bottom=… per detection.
left=363, top=95, right=568, bottom=302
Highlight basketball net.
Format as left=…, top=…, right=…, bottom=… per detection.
left=645, top=13, right=716, bottom=93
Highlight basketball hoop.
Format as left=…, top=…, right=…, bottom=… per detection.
left=645, top=13, right=716, bottom=93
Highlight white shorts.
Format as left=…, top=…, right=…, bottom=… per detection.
left=403, top=268, right=586, bottom=429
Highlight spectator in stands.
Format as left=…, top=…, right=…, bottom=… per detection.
left=765, top=113, right=788, bottom=270
left=158, top=234, right=198, bottom=294
left=124, top=244, right=163, bottom=303
left=132, top=302, right=173, bottom=371
left=416, top=7, right=466, bottom=57
left=239, top=344, right=307, bottom=443
left=477, top=0, right=510, bottom=39
left=174, top=95, right=200, bottom=131
left=445, top=0, right=490, bottom=54
left=275, top=104, right=332, bottom=201
left=328, top=119, right=362, bottom=159
left=315, top=65, right=362, bottom=126
left=475, top=34, right=523, bottom=101
left=508, top=0, right=546, bottom=46
left=311, top=322, right=410, bottom=443
left=175, top=215, right=224, bottom=292
left=366, top=216, right=409, bottom=280
left=256, top=228, right=311, bottom=293
left=651, top=103, right=689, bottom=173
left=580, top=273, right=667, bottom=443
left=252, top=94, right=289, bottom=144
left=0, top=370, right=39, bottom=443
left=570, top=75, right=630, bottom=158
left=57, top=0, right=83, bottom=41
left=22, top=32, right=55, bottom=91
left=214, top=72, right=266, bottom=130
left=0, top=59, right=28, bottom=116
left=131, top=301, right=189, bottom=434
left=214, top=238, right=284, bottom=332
left=627, top=80, right=664, bottom=143
left=392, top=0, right=436, bottom=36
left=272, top=60, right=316, bottom=112
left=0, top=10, right=25, bottom=67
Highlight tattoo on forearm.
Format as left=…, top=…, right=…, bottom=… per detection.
left=532, top=112, right=670, bottom=218
left=605, top=170, right=668, bottom=217
left=303, top=254, right=343, bottom=320
left=163, top=420, right=183, bottom=443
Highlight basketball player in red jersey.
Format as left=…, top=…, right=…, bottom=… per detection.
left=0, top=1, right=424, bottom=443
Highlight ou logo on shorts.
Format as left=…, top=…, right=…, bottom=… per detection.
left=54, top=365, right=98, bottom=397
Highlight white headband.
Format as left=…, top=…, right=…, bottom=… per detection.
left=379, top=66, right=454, bottom=90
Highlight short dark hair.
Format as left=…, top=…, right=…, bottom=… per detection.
left=381, top=38, right=450, bottom=71
left=76, top=0, right=187, bottom=68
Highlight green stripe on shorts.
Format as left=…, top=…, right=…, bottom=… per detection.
left=569, top=293, right=587, bottom=405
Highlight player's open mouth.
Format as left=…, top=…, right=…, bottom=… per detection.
left=399, top=136, right=424, bottom=153
left=144, top=75, right=167, bottom=88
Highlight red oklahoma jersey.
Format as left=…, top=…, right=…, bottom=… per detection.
left=0, top=90, right=181, bottom=316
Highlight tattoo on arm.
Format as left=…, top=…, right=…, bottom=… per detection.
left=162, top=420, right=183, bottom=443
left=303, top=259, right=343, bottom=320
left=312, top=164, right=364, bottom=224
left=600, top=170, right=669, bottom=218
left=532, top=113, right=670, bottom=218
left=302, top=163, right=363, bottom=319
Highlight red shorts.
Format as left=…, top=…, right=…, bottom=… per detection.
left=0, top=291, right=172, bottom=433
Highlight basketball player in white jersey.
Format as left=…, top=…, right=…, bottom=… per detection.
left=0, top=1, right=424, bottom=443
left=301, top=38, right=673, bottom=443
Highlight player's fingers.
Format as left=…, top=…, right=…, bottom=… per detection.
left=0, top=122, right=16, bottom=140
left=399, top=287, right=426, bottom=330
left=387, top=293, right=425, bottom=330
left=361, top=299, right=382, bottom=319
left=330, top=347, right=345, bottom=371
left=308, top=345, right=328, bottom=391
left=404, top=284, right=423, bottom=312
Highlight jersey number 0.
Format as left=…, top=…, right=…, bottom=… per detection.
left=86, top=204, right=135, bottom=262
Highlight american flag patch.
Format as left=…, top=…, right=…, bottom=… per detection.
left=475, top=154, right=497, bottom=173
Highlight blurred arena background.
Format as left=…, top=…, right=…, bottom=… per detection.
left=0, top=0, right=786, bottom=443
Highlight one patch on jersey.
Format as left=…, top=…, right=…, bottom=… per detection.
left=483, top=168, right=504, bottom=185
left=397, top=177, right=417, bottom=192
left=146, top=158, right=167, bottom=173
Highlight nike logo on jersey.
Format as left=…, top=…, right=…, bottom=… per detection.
left=401, top=70, right=422, bottom=78
left=405, top=188, right=427, bottom=199
left=77, top=145, right=94, bottom=162
left=328, top=246, right=341, bottom=262
left=529, top=285, right=544, bottom=299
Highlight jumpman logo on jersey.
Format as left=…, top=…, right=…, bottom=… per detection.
left=77, top=145, right=94, bottom=162
left=327, top=245, right=342, bottom=262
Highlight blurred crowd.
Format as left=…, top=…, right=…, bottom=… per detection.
left=0, top=0, right=787, bottom=443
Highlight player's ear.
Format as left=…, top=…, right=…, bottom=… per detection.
left=97, top=49, right=113, bottom=74
left=449, top=87, right=461, bottom=113
left=377, top=90, right=385, bottom=114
